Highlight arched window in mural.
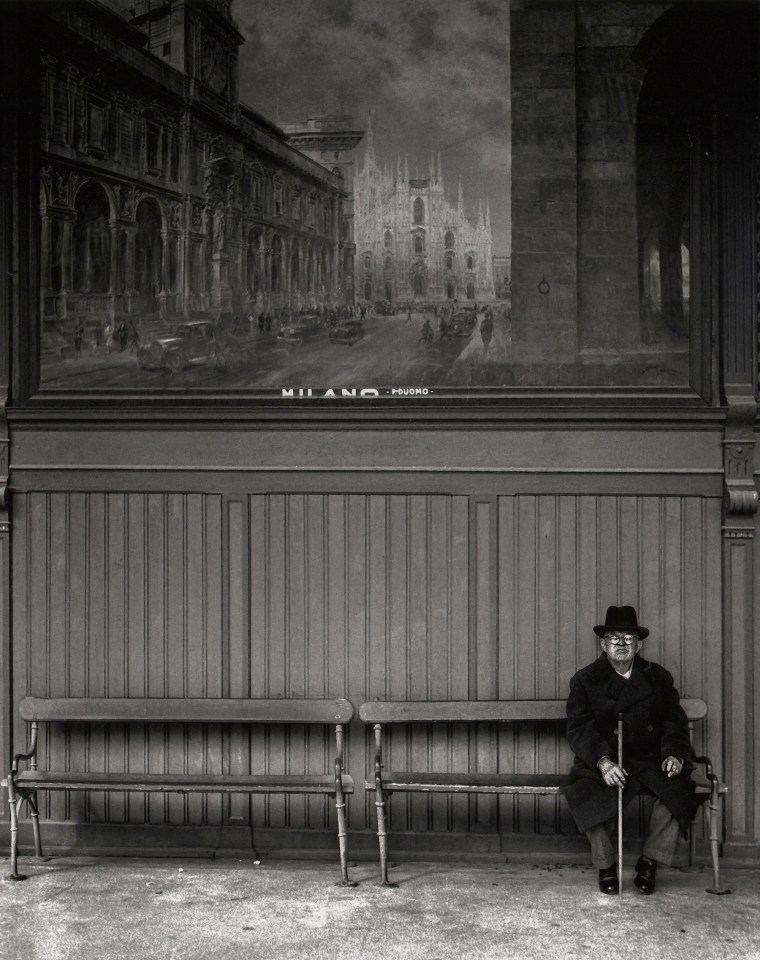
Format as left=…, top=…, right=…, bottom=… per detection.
left=412, top=273, right=425, bottom=296
left=271, top=235, right=283, bottom=293
left=384, top=230, right=393, bottom=248
left=466, top=254, right=474, bottom=270
left=444, top=230, right=455, bottom=249
left=466, top=282, right=475, bottom=299
left=413, top=197, right=424, bottom=224
left=446, top=281, right=455, bottom=299
left=363, top=253, right=371, bottom=270
left=384, top=255, right=392, bottom=271
left=73, top=181, right=111, bottom=294
left=306, top=249, right=313, bottom=292
left=384, top=281, right=393, bottom=301
left=291, top=247, right=300, bottom=292
left=247, top=230, right=260, bottom=297
left=364, top=280, right=372, bottom=300
left=445, top=253, right=454, bottom=271
left=414, top=235, right=424, bottom=254
left=134, top=197, right=163, bottom=312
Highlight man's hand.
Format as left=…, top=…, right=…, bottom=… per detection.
left=598, top=756, right=627, bottom=788
left=661, top=756, right=683, bottom=778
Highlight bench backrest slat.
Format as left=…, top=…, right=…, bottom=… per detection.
left=19, top=697, right=354, bottom=725
left=359, top=698, right=707, bottom=724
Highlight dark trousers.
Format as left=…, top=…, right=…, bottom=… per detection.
left=586, top=797, right=680, bottom=869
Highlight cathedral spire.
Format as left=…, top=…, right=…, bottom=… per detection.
left=403, top=154, right=409, bottom=182
left=365, top=110, right=375, bottom=168
left=437, top=152, right=443, bottom=187
left=485, top=199, right=491, bottom=232
left=458, top=179, right=464, bottom=216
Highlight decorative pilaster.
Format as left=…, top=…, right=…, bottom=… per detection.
left=719, top=116, right=759, bottom=858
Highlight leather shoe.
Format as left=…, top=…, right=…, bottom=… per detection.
left=598, top=865, right=618, bottom=895
left=634, top=856, right=657, bottom=894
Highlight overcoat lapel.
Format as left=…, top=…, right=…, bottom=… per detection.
left=612, top=663, right=653, bottom=715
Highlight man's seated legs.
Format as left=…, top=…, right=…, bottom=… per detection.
left=585, top=797, right=680, bottom=895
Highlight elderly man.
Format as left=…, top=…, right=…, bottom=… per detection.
left=561, top=605, right=695, bottom=895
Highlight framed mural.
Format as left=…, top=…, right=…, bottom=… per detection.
left=28, top=0, right=708, bottom=405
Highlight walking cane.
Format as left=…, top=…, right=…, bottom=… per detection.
left=617, top=712, right=624, bottom=898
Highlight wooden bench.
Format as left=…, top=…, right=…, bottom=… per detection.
left=4, top=697, right=356, bottom=884
left=359, top=699, right=728, bottom=893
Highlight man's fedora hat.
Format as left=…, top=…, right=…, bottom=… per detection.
left=593, top=605, right=649, bottom=640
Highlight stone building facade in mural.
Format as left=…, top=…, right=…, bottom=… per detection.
left=39, top=0, right=348, bottom=360
left=353, top=127, right=495, bottom=304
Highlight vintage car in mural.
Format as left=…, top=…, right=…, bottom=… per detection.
left=329, top=320, right=366, bottom=345
left=137, top=319, right=235, bottom=373
left=444, top=309, right=478, bottom=339
left=276, top=313, right=323, bottom=344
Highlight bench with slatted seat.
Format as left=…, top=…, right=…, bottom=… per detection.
left=359, top=698, right=727, bottom=892
left=4, top=697, right=355, bottom=884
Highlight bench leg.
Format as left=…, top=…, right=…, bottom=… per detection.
left=334, top=792, right=356, bottom=887
left=27, top=793, right=49, bottom=862
left=705, top=791, right=730, bottom=895
left=6, top=783, right=27, bottom=881
left=374, top=787, right=396, bottom=888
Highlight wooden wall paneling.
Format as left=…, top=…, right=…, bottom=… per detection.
left=47, top=493, right=70, bottom=826
left=409, top=495, right=432, bottom=834
left=264, top=495, right=287, bottom=829
left=385, top=496, right=408, bottom=833
left=104, top=495, right=127, bottom=827
left=165, top=495, right=187, bottom=827
left=513, top=496, right=538, bottom=836
left=145, top=493, right=169, bottom=826
left=470, top=497, right=497, bottom=833
left=284, top=494, right=306, bottom=830
left=305, top=494, right=329, bottom=832
left=345, top=494, right=369, bottom=835
left=364, top=494, right=389, bottom=828
left=723, top=533, right=753, bottom=846
left=535, top=495, right=560, bottom=835
left=125, top=493, right=149, bottom=825
left=225, top=495, right=249, bottom=829
left=0, top=511, right=9, bottom=825
left=448, top=498, right=471, bottom=835
left=556, top=496, right=582, bottom=835
left=429, top=495, right=454, bottom=833
left=496, top=494, right=518, bottom=836
left=206, top=495, right=224, bottom=827
left=82, top=493, right=107, bottom=827
left=249, top=494, right=270, bottom=831
left=7, top=487, right=726, bottom=852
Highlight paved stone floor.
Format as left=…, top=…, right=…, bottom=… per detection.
left=0, top=856, right=758, bottom=960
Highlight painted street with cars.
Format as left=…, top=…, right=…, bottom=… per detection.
left=40, top=306, right=512, bottom=391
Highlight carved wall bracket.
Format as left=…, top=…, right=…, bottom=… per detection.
left=723, top=396, right=759, bottom=535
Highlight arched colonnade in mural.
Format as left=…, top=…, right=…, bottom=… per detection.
left=244, top=228, right=338, bottom=311
left=40, top=169, right=342, bottom=331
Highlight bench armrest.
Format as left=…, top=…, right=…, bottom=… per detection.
left=11, top=721, right=40, bottom=775
left=692, top=753, right=721, bottom=800
left=372, top=723, right=385, bottom=787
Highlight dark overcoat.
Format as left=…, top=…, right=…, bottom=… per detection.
left=560, top=653, right=696, bottom=836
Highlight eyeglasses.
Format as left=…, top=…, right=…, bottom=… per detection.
left=603, top=633, right=637, bottom=645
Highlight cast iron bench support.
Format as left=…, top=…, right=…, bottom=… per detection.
left=359, top=698, right=728, bottom=894
left=4, top=697, right=356, bottom=885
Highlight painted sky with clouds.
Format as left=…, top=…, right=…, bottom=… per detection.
left=232, top=0, right=511, bottom=254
